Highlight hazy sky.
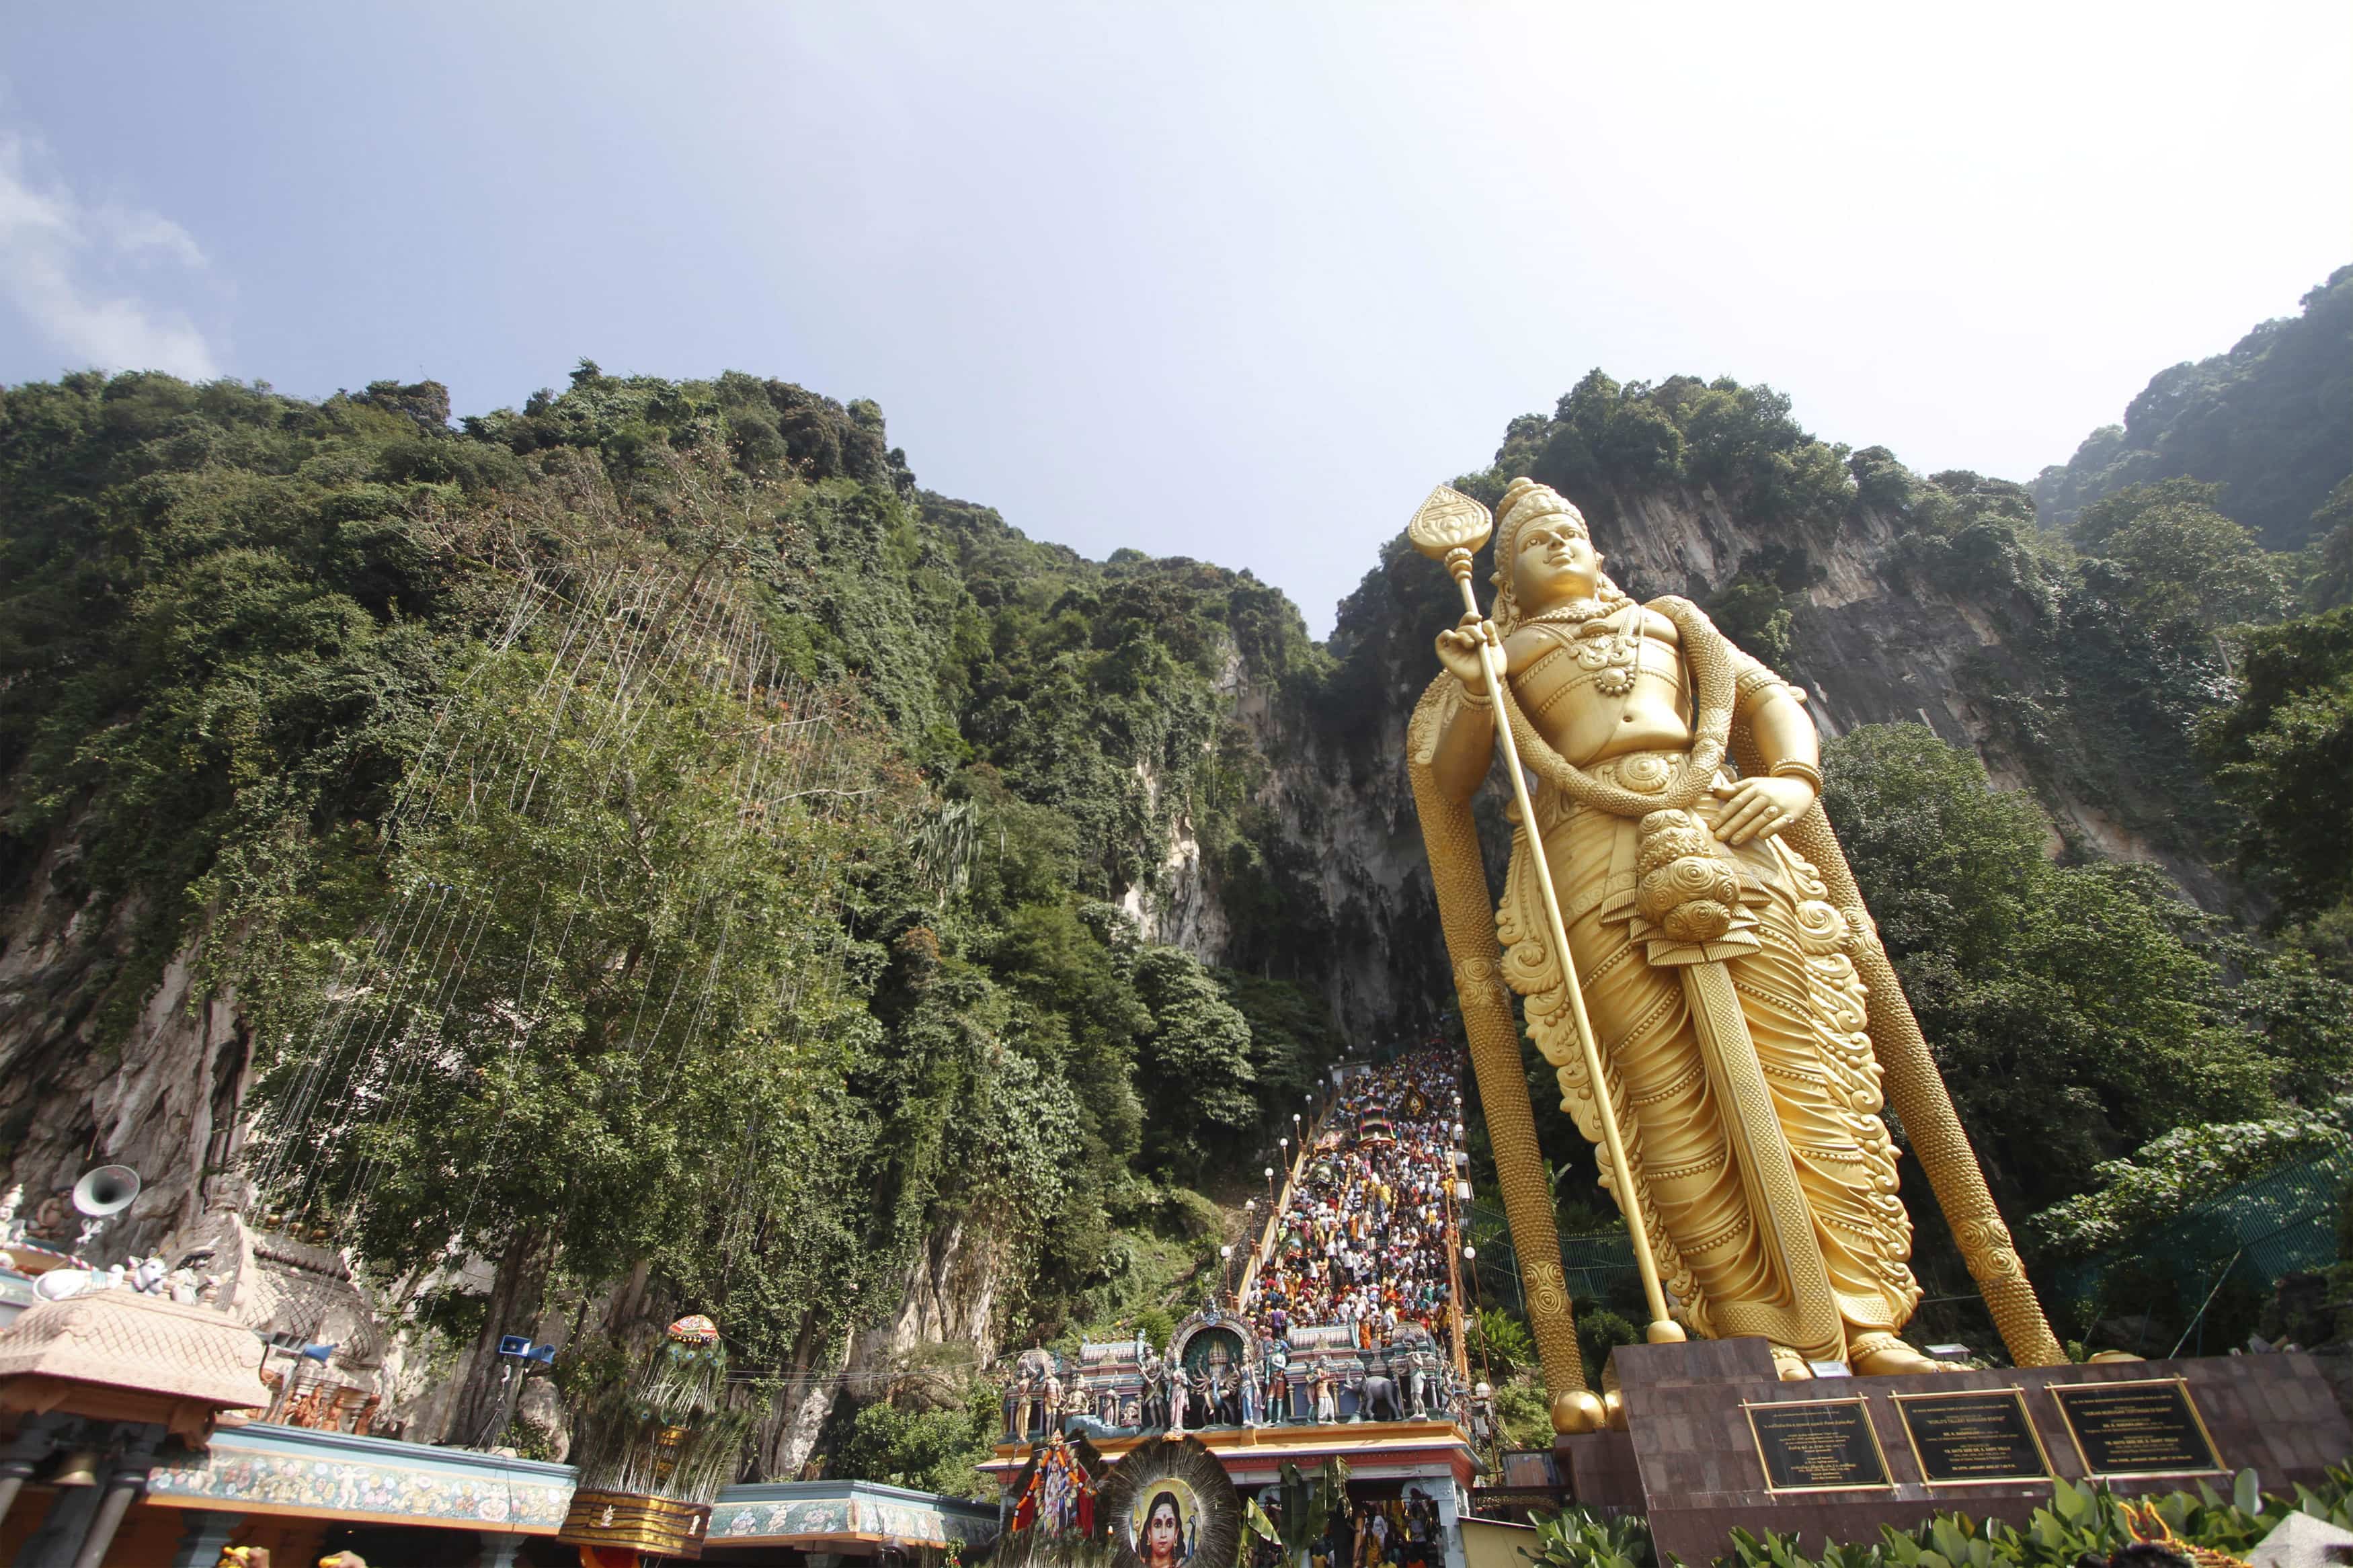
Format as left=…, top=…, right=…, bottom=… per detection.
left=5, top=6, right=2347, bottom=632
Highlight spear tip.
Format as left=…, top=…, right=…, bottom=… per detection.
left=1405, top=485, right=1493, bottom=565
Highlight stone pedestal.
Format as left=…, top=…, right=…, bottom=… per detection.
left=1589, top=1338, right=2353, bottom=1568
left=1553, top=1431, right=1640, bottom=1512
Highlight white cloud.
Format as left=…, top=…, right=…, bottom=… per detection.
left=0, top=134, right=220, bottom=378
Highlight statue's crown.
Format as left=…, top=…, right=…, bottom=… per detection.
left=1494, top=478, right=1588, bottom=544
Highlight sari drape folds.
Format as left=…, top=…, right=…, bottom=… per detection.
left=1499, top=749, right=1920, bottom=1361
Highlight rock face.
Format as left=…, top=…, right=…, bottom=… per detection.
left=0, top=821, right=249, bottom=1272
left=758, top=1216, right=1010, bottom=1479
left=1120, top=807, right=1231, bottom=958
left=1233, top=664, right=1451, bottom=1045
left=1589, top=485, right=2218, bottom=895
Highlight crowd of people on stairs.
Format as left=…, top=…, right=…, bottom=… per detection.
left=1242, top=1048, right=1466, bottom=1362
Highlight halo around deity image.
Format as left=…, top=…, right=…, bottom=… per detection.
left=1101, top=1436, right=1238, bottom=1568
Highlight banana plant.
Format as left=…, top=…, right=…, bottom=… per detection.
left=1526, top=1508, right=1655, bottom=1568
left=1242, top=1456, right=1351, bottom=1568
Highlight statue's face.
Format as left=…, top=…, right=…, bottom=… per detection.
left=1510, top=517, right=1601, bottom=610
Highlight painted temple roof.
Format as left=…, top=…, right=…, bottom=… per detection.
left=141, top=1423, right=1000, bottom=1546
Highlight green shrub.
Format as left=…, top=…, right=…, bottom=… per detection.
left=1525, top=1508, right=1652, bottom=1568
left=1474, top=1307, right=1535, bottom=1378
left=1527, top=1470, right=2353, bottom=1567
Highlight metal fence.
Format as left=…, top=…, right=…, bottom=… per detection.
left=2046, top=1149, right=2352, bottom=1347
left=1460, top=1202, right=1638, bottom=1316
left=1467, top=1148, right=2352, bottom=1356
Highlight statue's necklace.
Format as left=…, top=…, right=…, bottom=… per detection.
left=1497, top=595, right=1733, bottom=819
left=1519, top=595, right=1617, bottom=627
left=1527, top=601, right=1643, bottom=698
left=1597, top=611, right=1642, bottom=700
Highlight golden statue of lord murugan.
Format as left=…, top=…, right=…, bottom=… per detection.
left=1406, top=478, right=2065, bottom=1423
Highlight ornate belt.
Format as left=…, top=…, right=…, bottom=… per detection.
left=1587, top=749, right=1691, bottom=796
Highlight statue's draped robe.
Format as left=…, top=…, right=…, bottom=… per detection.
left=1471, top=609, right=1921, bottom=1361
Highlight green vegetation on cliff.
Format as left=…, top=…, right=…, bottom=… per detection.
left=1823, top=723, right=2346, bottom=1221
left=0, top=365, right=1337, bottom=1468
left=2202, top=606, right=2353, bottom=930
left=2035, top=265, right=2353, bottom=550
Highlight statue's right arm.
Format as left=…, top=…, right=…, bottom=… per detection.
left=1429, top=611, right=1497, bottom=801
left=1428, top=692, right=1494, bottom=799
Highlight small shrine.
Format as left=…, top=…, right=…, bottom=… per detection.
left=555, top=1313, right=752, bottom=1565
left=1004, top=1432, right=1103, bottom=1539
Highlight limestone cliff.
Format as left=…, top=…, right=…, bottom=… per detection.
left=1588, top=483, right=2228, bottom=903
left=0, top=816, right=245, bottom=1267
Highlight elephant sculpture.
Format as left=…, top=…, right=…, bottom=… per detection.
left=1354, top=1368, right=1404, bottom=1423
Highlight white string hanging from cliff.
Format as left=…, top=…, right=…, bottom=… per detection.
left=274, top=563, right=606, bottom=1225
left=235, top=458, right=912, bottom=1382
left=256, top=554, right=776, bottom=1212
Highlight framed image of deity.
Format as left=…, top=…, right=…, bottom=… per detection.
left=1101, top=1436, right=1240, bottom=1568
left=1129, top=1477, right=1205, bottom=1568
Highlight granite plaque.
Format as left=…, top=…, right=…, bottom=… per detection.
left=2051, top=1379, right=2223, bottom=1477
left=1893, top=1390, right=2052, bottom=1485
left=1745, top=1399, right=1892, bottom=1492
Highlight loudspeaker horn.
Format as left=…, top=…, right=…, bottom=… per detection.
left=71, top=1165, right=139, bottom=1219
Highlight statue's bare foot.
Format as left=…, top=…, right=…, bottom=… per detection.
left=1848, top=1335, right=1960, bottom=1375
left=1769, top=1345, right=1814, bottom=1381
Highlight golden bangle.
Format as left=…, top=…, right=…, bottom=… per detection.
left=1457, top=682, right=1492, bottom=708
left=1768, top=759, right=1823, bottom=791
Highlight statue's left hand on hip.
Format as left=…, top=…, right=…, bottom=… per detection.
left=1712, top=775, right=1817, bottom=846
